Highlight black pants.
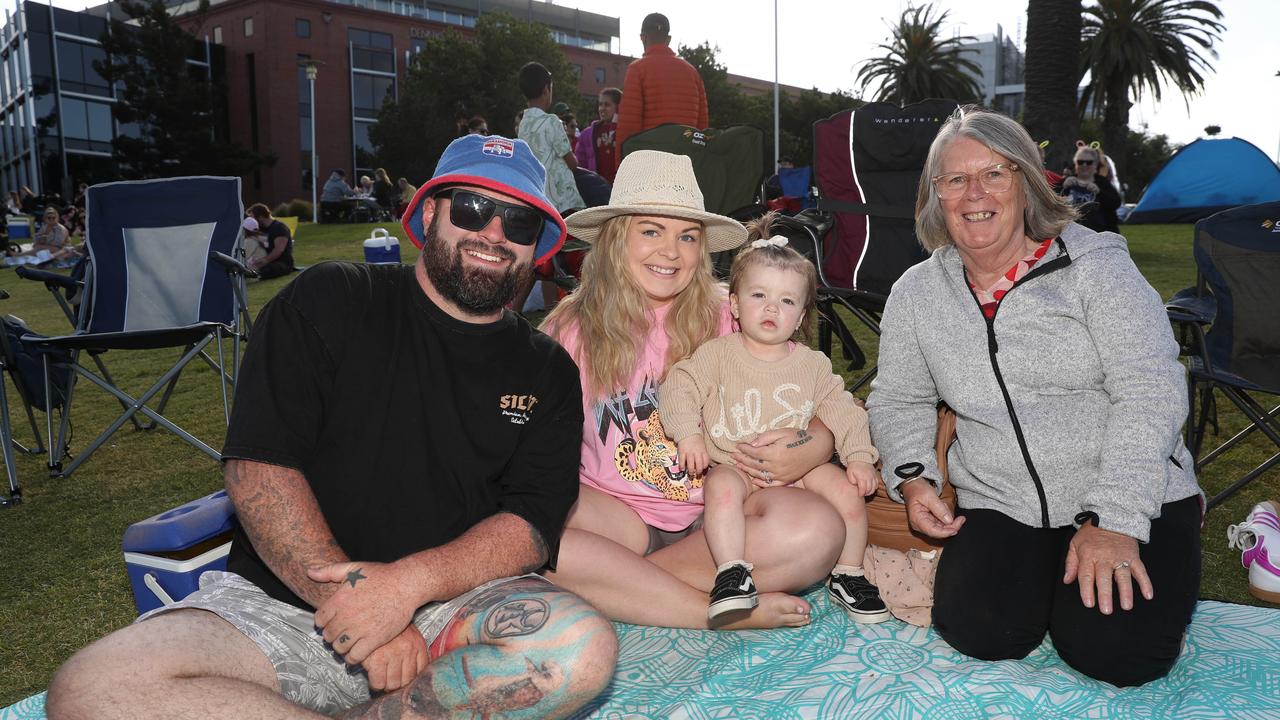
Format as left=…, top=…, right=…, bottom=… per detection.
left=932, top=496, right=1201, bottom=687
left=257, top=259, right=294, bottom=280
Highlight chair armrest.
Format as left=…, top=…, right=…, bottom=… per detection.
left=210, top=251, right=258, bottom=279
left=1165, top=287, right=1216, bottom=326
left=15, top=266, right=80, bottom=291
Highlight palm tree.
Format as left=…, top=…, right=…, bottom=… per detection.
left=1080, top=0, right=1224, bottom=174
left=855, top=4, right=982, bottom=106
left=1023, top=0, right=1083, bottom=174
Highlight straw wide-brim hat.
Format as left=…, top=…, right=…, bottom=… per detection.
left=565, top=151, right=748, bottom=252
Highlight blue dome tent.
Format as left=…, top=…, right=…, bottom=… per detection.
left=1126, top=137, right=1280, bottom=224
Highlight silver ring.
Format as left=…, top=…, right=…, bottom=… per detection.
left=1113, top=561, right=1131, bottom=571
left=762, top=470, right=773, bottom=482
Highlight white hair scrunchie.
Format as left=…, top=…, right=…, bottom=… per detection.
left=750, top=235, right=789, bottom=249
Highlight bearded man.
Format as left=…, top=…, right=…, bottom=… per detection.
left=46, top=135, right=616, bottom=720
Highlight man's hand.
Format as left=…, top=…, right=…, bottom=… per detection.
left=309, top=561, right=421, bottom=665
left=1063, top=523, right=1152, bottom=615
left=845, top=461, right=879, bottom=496
left=677, top=436, right=710, bottom=477
left=361, top=625, right=429, bottom=692
left=901, top=478, right=964, bottom=538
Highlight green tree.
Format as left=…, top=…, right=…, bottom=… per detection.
left=97, top=0, right=273, bottom=179
left=854, top=4, right=982, bottom=106
left=678, top=42, right=750, bottom=129
left=1022, top=0, right=1083, bottom=172
left=1080, top=0, right=1223, bottom=173
left=371, top=13, right=581, bottom=184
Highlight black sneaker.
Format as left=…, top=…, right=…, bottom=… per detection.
left=708, top=563, right=758, bottom=620
left=828, top=573, right=891, bottom=623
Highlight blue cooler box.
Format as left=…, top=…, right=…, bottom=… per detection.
left=122, top=490, right=239, bottom=614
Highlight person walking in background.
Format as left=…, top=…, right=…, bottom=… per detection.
left=576, top=87, right=622, bottom=183
left=615, top=13, right=709, bottom=151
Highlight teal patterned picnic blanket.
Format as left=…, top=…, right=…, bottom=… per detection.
left=6, top=593, right=1278, bottom=720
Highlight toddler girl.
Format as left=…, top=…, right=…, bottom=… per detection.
left=659, top=219, right=889, bottom=623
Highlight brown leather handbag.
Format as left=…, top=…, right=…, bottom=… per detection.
left=866, top=406, right=958, bottom=553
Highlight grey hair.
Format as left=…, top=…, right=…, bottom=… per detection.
left=915, top=105, right=1078, bottom=252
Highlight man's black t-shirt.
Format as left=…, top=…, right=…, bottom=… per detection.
left=262, top=219, right=294, bottom=269
left=223, top=262, right=583, bottom=609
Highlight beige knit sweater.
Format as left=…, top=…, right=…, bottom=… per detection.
left=659, top=334, right=878, bottom=467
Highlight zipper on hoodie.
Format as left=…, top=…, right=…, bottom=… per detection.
left=965, top=240, right=1071, bottom=529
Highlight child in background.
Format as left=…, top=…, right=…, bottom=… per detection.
left=659, top=214, right=889, bottom=623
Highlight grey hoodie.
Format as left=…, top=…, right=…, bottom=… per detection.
left=866, top=223, right=1201, bottom=542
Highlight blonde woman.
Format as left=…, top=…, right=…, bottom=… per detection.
left=542, top=151, right=843, bottom=629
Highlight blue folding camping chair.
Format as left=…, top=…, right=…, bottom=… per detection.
left=23, top=177, right=252, bottom=478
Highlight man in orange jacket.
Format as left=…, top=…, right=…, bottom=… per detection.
left=614, top=13, right=709, bottom=152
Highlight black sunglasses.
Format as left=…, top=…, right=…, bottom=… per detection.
left=1075, top=159, right=1096, bottom=166
left=439, top=188, right=544, bottom=246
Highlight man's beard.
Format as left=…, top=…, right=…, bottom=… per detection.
left=423, top=214, right=530, bottom=316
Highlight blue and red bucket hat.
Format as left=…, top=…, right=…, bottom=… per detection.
left=401, top=135, right=567, bottom=264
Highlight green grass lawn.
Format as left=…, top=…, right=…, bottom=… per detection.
left=0, top=222, right=1275, bottom=707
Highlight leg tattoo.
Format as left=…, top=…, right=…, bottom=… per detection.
left=339, top=579, right=614, bottom=719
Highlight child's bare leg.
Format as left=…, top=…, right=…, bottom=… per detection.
left=703, top=465, right=753, bottom=566
left=796, top=464, right=868, bottom=570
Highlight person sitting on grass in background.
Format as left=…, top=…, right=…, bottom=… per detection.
left=245, top=203, right=295, bottom=279
left=659, top=213, right=889, bottom=623
left=6, top=206, right=79, bottom=266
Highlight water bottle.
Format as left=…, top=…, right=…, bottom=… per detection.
left=362, top=228, right=401, bottom=264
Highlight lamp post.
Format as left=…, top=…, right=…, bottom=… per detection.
left=302, top=59, right=322, bottom=223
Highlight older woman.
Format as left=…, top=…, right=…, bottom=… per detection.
left=542, top=150, right=844, bottom=630
left=867, top=107, right=1201, bottom=687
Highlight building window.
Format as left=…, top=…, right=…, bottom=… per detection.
left=352, top=74, right=394, bottom=118
left=353, top=119, right=377, bottom=175
left=595, top=67, right=605, bottom=84
left=56, top=39, right=111, bottom=97
left=348, top=28, right=392, bottom=50
left=296, top=18, right=311, bottom=39
left=243, top=17, right=253, bottom=38
left=60, top=97, right=113, bottom=153
left=570, top=63, right=582, bottom=78
left=212, top=26, right=222, bottom=44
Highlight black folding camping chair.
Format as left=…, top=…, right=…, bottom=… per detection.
left=1166, top=201, right=1280, bottom=510
left=810, top=99, right=958, bottom=390
left=622, top=123, right=767, bottom=276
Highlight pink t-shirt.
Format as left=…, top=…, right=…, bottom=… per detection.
left=557, top=300, right=734, bottom=530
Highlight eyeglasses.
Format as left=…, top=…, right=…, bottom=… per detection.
left=1075, top=159, right=1096, bottom=166
left=440, top=188, right=544, bottom=246
left=931, top=163, right=1020, bottom=199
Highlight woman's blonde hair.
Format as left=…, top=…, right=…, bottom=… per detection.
left=542, top=215, right=723, bottom=399
left=915, top=105, right=1077, bottom=251
left=730, top=212, right=817, bottom=343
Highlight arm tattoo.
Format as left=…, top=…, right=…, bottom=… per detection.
left=483, top=598, right=550, bottom=639
left=345, top=568, right=366, bottom=588
left=786, top=429, right=813, bottom=449
left=224, top=460, right=347, bottom=607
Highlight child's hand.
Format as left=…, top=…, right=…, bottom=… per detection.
left=846, top=461, right=880, bottom=496
left=677, top=436, right=710, bottom=477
